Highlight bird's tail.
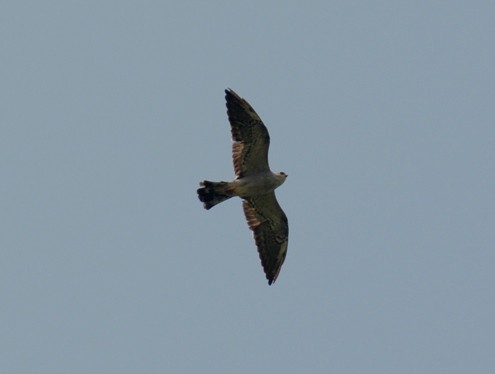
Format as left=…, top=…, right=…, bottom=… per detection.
left=197, top=180, right=235, bottom=210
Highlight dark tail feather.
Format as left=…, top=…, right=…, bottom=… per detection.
left=197, top=180, right=234, bottom=209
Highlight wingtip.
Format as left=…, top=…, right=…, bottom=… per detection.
left=267, top=274, right=278, bottom=286
left=265, top=261, right=283, bottom=286
left=225, top=88, right=240, bottom=100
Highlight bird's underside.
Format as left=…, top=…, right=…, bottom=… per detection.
left=197, top=89, right=289, bottom=285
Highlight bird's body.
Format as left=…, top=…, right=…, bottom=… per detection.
left=233, top=170, right=286, bottom=196
left=197, top=89, right=289, bottom=285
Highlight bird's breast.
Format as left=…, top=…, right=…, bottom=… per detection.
left=233, top=172, right=282, bottom=196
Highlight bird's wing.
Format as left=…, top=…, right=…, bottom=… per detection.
left=242, top=192, right=289, bottom=285
left=225, top=89, right=271, bottom=178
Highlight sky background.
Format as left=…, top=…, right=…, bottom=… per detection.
left=2, top=1, right=494, bottom=373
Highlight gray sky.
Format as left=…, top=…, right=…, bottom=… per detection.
left=2, top=1, right=494, bottom=373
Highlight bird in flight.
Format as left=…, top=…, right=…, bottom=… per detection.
left=197, top=89, right=289, bottom=285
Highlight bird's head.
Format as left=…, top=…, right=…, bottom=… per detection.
left=276, top=171, right=288, bottom=184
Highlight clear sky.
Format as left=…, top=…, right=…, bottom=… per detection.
left=2, top=1, right=494, bottom=373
